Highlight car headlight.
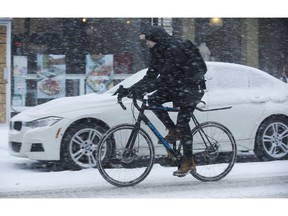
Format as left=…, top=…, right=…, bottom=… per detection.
left=24, top=117, right=63, bottom=129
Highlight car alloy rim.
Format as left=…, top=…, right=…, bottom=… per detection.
left=69, top=128, right=106, bottom=168
left=262, top=122, right=288, bottom=158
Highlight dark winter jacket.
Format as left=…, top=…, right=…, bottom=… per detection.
left=132, top=26, right=204, bottom=94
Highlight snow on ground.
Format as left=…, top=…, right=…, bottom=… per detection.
left=0, top=125, right=287, bottom=216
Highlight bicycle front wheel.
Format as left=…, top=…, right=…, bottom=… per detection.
left=97, top=124, right=155, bottom=187
left=191, top=121, right=237, bottom=182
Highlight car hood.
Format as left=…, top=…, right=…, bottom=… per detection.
left=11, top=69, right=149, bottom=122
left=12, top=92, right=115, bottom=121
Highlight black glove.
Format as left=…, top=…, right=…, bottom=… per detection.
left=129, top=86, right=146, bottom=99
left=119, top=87, right=130, bottom=98
left=113, top=85, right=130, bottom=98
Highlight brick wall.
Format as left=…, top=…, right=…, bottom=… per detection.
left=0, top=25, right=7, bottom=123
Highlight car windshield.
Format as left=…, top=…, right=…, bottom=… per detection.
left=107, top=68, right=147, bottom=94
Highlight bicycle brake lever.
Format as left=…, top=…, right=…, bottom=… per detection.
left=112, top=85, right=123, bottom=96
left=118, top=97, right=127, bottom=110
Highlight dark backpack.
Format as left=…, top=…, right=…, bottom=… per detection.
left=181, top=39, right=207, bottom=84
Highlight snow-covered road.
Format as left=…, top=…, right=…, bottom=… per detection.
left=1, top=126, right=287, bottom=216
left=1, top=125, right=288, bottom=198
left=1, top=157, right=288, bottom=198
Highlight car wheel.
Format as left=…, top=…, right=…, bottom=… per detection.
left=254, top=116, right=288, bottom=161
left=61, top=122, right=111, bottom=170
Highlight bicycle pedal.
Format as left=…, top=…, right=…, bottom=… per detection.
left=172, top=172, right=188, bottom=178
left=173, top=168, right=196, bottom=177
left=190, top=169, right=196, bottom=174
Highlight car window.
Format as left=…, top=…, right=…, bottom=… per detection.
left=207, top=65, right=249, bottom=90
left=247, top=70, right=274, bottom=88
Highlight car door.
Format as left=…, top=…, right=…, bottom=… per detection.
left=199, top=63, right=267, bottom=151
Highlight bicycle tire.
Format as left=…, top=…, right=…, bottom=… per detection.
left=97, top=123, right=155, bottom=187
left=190, top=121, right=237, bottom=181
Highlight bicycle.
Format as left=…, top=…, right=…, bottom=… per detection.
left=96, top=86, right=237, bottom=187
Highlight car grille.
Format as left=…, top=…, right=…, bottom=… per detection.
left=11, top=142, right=22, bottom=153
left=11, top=121, right=22, bottom=131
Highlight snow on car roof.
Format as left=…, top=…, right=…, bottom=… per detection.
left=108, top=62, right=288, bottom=93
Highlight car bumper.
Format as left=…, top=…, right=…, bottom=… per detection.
left=8, top=122, right=65, bottom=161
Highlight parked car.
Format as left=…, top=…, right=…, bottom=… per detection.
left=9, top=62, right=288, bottom=170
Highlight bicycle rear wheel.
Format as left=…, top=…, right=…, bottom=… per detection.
left=97, top=124, right=155, bottom=187
left=191, top=121, right=237, bottom=181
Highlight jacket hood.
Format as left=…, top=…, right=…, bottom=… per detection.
left=144, top=26, right=172, bottom=45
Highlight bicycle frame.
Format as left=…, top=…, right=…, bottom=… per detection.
left=97, top=89, right=236, bottom=186
left=123, top=98, right=232, bottom=157
left=124, top=98, right=178, bottom=156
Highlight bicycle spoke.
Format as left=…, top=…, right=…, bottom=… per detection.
left=97, top=124, right=155, bottom=187
left=191, top=121, right=237, bottom=182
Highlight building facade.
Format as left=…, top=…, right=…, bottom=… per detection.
left=0, top=18, right=11, bottom=124
left=0, top=17, right=287, bottom=124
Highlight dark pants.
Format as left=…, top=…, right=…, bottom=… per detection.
left=148, top=88, right=204, bottom=157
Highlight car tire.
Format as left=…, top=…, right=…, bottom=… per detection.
left=61, top=121, right=112, bottom=170
left=254, top=116, right=288, bottom=161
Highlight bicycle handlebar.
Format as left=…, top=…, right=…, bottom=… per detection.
left=119, top=99, right=127, bottom=110
left=113, top=85, right=127, bottom=110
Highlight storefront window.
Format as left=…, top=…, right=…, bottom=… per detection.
left=11, top=17, right=287, bottom=109
left=11, top=18, right=151, bottom=107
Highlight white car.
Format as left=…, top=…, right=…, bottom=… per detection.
left=9, top=62, right=288, bottom=170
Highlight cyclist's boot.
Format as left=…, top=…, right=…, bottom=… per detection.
left=173, top=157, right=196, bottom=177
left=158, top=128, right=181, bottom=144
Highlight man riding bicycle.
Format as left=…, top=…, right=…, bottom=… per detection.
left=118, top=26, right=207, bottom=177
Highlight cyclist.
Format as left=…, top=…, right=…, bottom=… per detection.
left=119, top=26, right=206, bottom=177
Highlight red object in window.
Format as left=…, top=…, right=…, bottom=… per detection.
left=114, top=53, right=132, bottom=74
left=15, top=42, right=23, bottom=47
